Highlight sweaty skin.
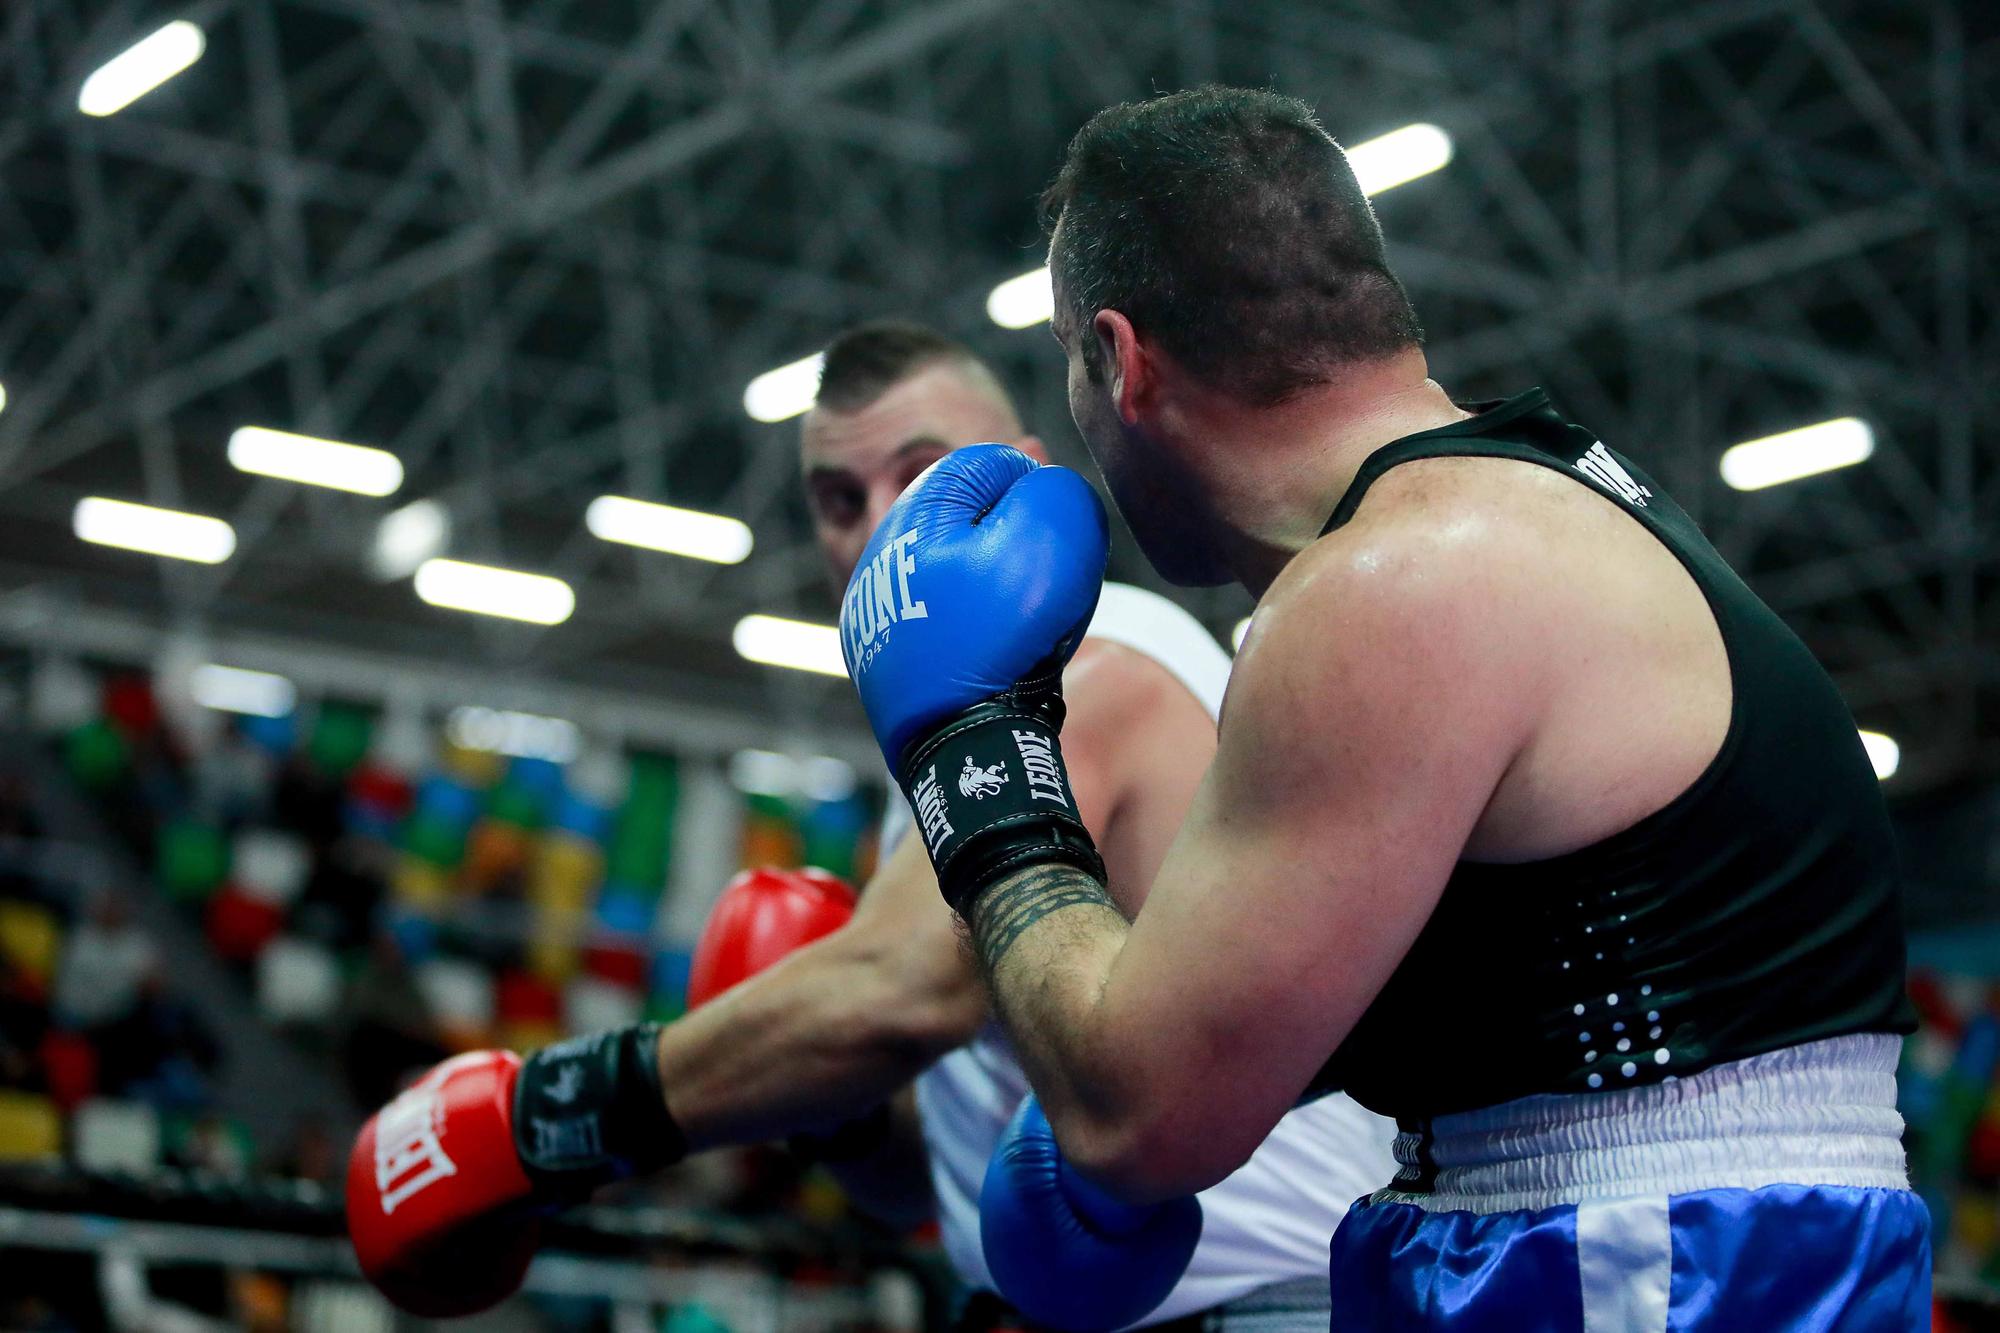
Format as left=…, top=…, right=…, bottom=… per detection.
left=950, top=281, right=1738, bottom=1201
left=963, top=454, right=1733, bottom=1203
left=650, top=360, right=1217, bottom=1224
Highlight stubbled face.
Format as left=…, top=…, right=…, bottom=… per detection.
left=799, top=361, right=1031, bottom=592
left=1053, top=285, right=1230, bottom=588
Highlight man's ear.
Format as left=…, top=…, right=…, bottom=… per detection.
left=1091, top=309, right=1150, bottom=426
left=1015, top=434, right=1051, bottom=465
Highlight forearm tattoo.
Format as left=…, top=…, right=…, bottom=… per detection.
left=968, top=863, right=1122, bottom=975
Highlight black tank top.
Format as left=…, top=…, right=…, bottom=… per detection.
left=1309, top=389, right=1915, bottom=1123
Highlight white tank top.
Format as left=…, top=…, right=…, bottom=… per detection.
left=880, top=583, right=1399, bottom=1327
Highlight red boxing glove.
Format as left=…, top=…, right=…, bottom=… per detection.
left=347, top=1028, right=680, bottom=1317
left=687, top=867, right=858, bottom=1009
left=345, top=1051, right=542, bottom=1318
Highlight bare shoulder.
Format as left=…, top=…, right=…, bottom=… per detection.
left=1316, top=449, right=1696, bottom=634
left=1254, top=462, right=1534, bottom=642
left=1359, top=451, right=1652, bottom=552
left=1265, top=454, right=1618, bottom=627
left=1230, top=457, right=1565, bottom=744
left=1062, top=638, right=1198, bottom=737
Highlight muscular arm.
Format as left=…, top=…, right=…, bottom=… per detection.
left=654, top=638, right=1215, bottom=1160
left=966, top=522, right=1546, bottom=1202
left=660, top=830, right=979, bottom=1151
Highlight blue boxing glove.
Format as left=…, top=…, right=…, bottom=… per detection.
left=981, top=1097, right=1203, bottom=1332
left=841, top=445, right=1110, bottom=914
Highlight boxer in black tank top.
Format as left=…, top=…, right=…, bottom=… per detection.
left=1297, top=392, right=1917, bottom=1227
left=889, top=87, right=1930, bottom=1329
left=1309, top=388, right=1914, bottom=1131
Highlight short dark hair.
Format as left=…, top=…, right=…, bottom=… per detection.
left=1042, top=86, right=1424, bottom=404
left=814, top=319, right=990, bottom=414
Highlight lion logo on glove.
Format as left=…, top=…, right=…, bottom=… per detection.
left=959, top=757, right=1009, bottom=800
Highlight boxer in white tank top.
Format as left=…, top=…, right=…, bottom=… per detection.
left=633, top=320, right=1389, bottom=1328
left=883, top=583, right=1397, bottom=1325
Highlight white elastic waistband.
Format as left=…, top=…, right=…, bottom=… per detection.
left=1380, top=1035, right=1910, bottom=1213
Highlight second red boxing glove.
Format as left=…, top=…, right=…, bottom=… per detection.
left=687, top=867, right=858, bottom=1009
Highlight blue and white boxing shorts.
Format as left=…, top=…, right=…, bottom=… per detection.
left=1328, top=1035, right=1930, bottom=1330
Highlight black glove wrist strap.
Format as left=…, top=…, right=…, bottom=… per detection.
left=514, top=1024, right=687, bottom=1199
left=896, top=700, right=1106, bottom=916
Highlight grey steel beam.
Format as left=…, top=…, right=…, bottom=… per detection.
left=2, top=0, right=1013, bottom=488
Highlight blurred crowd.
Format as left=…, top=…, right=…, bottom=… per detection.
left=4, top=662, right=874, bottom=1169
left=0, top=794, right=240, bottom=1179
left=0, top=662, right=907, bottom=1332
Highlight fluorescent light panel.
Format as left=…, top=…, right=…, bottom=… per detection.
left=987, top=269, right=1056, bottom=330
left=1858, top=730, right=1899, bottom=781
left=372, top=499, right=449, bottom=580
left=799, top=756, right=858, bottom=802
left=586, top=496, right=753, bottom=564
left=73, top=497, right=235, bottom=564
left=79, top=20, right=205, bottom=117
left=414, top=558, right=574, bottom=625
left=446, top=706, right=581, bottom=763
left=228, top=426, right=403, bottom=496
left=0, top=382, right=8, bottom=416
left=732, top=614, right=846, bottom=677
left=729, top=749, right=857, bottom=802
left=1720, top=418, right=1874, bottom=491
left=986, top=123, right=1454, bottom=329
left=190, top=664, right=296, bottom=719
left=1345, top=122, right=1455, bottom=196
left=729, top=748, right=797, bottom=797
left=743, top=354, right=825, bottom=424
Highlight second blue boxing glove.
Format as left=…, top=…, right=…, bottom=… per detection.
left=981, top=1097, right=1204, bottom=1332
